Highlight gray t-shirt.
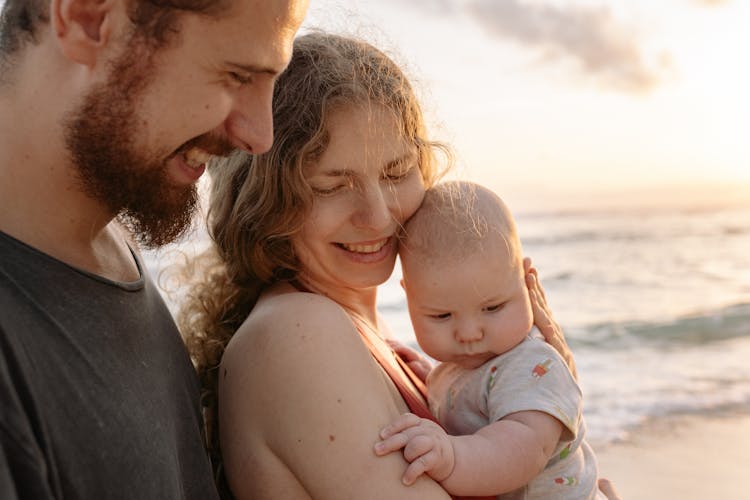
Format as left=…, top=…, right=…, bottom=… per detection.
left=0, top=230, right=218, bottom=499
left=428, top=330, right=602, bottom=499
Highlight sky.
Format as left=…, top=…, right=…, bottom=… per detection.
left=1, top=0, right=746, bottom=211
left=303, top=0, right=750, bottom=211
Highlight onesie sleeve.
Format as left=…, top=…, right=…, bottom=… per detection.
left=482, top=337, right=583, bottom=441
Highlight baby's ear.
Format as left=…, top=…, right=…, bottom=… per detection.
left=399, top=278, right=406, bottom=290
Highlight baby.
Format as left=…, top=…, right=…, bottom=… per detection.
left=375, top=181, right=604, bottom=499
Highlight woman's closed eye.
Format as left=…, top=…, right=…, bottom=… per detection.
left=382, top=163, right=415, bottom=183
left=310, top=177, right=354, bottom=197
left=311, top=184, right=347, bottom=196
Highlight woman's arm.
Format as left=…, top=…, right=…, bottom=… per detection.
left=218, top=292, right=452, bottom=500
left=376, top=410, right=562, bottom=496
left=524, top=258, right=578, bottom=380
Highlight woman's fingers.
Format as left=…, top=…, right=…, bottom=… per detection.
left=525, top=264, right=578, bottom=380
left=598, top=478, right=622, bottom=500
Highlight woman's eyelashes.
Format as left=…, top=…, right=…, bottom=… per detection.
left=383, top=163, right=416, bottom=182
left=311, top=184, right=346, bottom=196
left=311, top=165, right=415, bottom=197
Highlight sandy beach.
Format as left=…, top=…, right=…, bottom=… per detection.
left=592, top=412, right=750, bottom=499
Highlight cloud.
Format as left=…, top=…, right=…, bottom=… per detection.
left=464, top=0, right=663, bottom=93
left=692, top=0, right=731, bottom=6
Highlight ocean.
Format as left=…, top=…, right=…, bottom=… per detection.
left=145, top=198, right=750, bottom=448
left=376, top=201, right=750, bottom=447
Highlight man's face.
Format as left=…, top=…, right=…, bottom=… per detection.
left=65, top=0, right=308, bottom=247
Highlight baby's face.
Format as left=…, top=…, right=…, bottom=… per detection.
left=401, top=242, right=533, bottom=369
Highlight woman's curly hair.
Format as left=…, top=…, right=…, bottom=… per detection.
left=178, top=31, right=451, bottom=496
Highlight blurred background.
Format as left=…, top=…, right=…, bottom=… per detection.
left=301, top=0, right=750, bottom=449
left=18, top=0, right=741, bottom=462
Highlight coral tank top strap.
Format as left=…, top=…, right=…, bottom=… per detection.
left=353, top=322, right=436, bottom=423
left=289, top=280, right=492, bottom=500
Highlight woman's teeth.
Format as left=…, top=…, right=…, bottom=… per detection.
left=184, top=149, right=212, bottom=168
left=340, top=239, right=388, bottom=253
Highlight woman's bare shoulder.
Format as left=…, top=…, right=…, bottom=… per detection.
left=224, top=291, right=359, bottom=364
left=218, top=291, right=451, bottom=500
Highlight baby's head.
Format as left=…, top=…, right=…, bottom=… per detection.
left=400, top=181, right=533, bottom=368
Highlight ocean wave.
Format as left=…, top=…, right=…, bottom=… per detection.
left=569, top=302, right=750, bottom=348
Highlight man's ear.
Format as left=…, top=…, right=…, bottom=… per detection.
left=52, top=0, right=118, bottom=67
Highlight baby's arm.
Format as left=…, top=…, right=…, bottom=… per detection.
left=375, top=410, right=563, bottom=497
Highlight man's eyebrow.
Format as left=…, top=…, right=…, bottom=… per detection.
left=226, top=61, right=280, bottom=76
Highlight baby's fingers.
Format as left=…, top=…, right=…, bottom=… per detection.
left=402, top=449, right=443, bottom=485
left=373, top=431, right=410, bottom=456
left=378, top=413, right=422, bottom=439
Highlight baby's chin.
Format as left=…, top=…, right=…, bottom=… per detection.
left=451, top=352, right=496, bottom=369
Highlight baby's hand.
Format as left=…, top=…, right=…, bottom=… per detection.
left=386, top=339, right=433, bottom=383
left=374, top=413, right=455, bottom=485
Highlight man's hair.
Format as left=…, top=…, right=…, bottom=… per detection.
left=0, top=0, right=230, bottom=62
left=401, top=180, right=523, bottom=267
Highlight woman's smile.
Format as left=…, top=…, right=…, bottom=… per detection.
left=334, top=236, right=396, bottom=264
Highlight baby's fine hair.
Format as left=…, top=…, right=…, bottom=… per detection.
left=401, top=180, right=522, bottom=266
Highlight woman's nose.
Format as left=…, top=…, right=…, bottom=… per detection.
left=353, top=185, right=393, bottom=231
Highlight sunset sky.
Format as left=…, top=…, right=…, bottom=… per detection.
left=304, top=0, right=750, bottom=211
left=2, top=0, right=746, bottom=211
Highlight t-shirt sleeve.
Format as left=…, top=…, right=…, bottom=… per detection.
left=483, top=338, right=582, bottom=441
left=0, top=344, right=55, bottom=499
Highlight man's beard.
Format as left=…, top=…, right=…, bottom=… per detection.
left=63, top=42, right=232, bottom=249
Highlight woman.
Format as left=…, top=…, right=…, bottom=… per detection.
left=181, top=32, right=598, bottom=499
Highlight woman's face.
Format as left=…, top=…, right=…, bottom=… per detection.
left=294, top=104, right=426, bottom=291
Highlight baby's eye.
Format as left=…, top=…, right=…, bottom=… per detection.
left=429, top=312, right=452, bottom=320
left=483, top=303, right=505, bottom=313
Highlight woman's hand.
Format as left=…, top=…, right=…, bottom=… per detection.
left=387, top=339, right=433, bottom=383
left=523, top=258, right=578, bottom=380
left=598, top=478, right=622, bottom=500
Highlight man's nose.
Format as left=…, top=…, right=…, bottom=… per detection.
left=224, top=85, right=275, bottom=155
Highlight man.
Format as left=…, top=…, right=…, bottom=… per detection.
left=0, top=0, right=307, bottom=498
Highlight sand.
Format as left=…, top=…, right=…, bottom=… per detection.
left=592, top=412, right=750, bottom=499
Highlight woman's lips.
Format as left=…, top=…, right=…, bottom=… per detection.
left=339, top=238, right=389, bottom=253
left=335, top=237, right=395, bottom=263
